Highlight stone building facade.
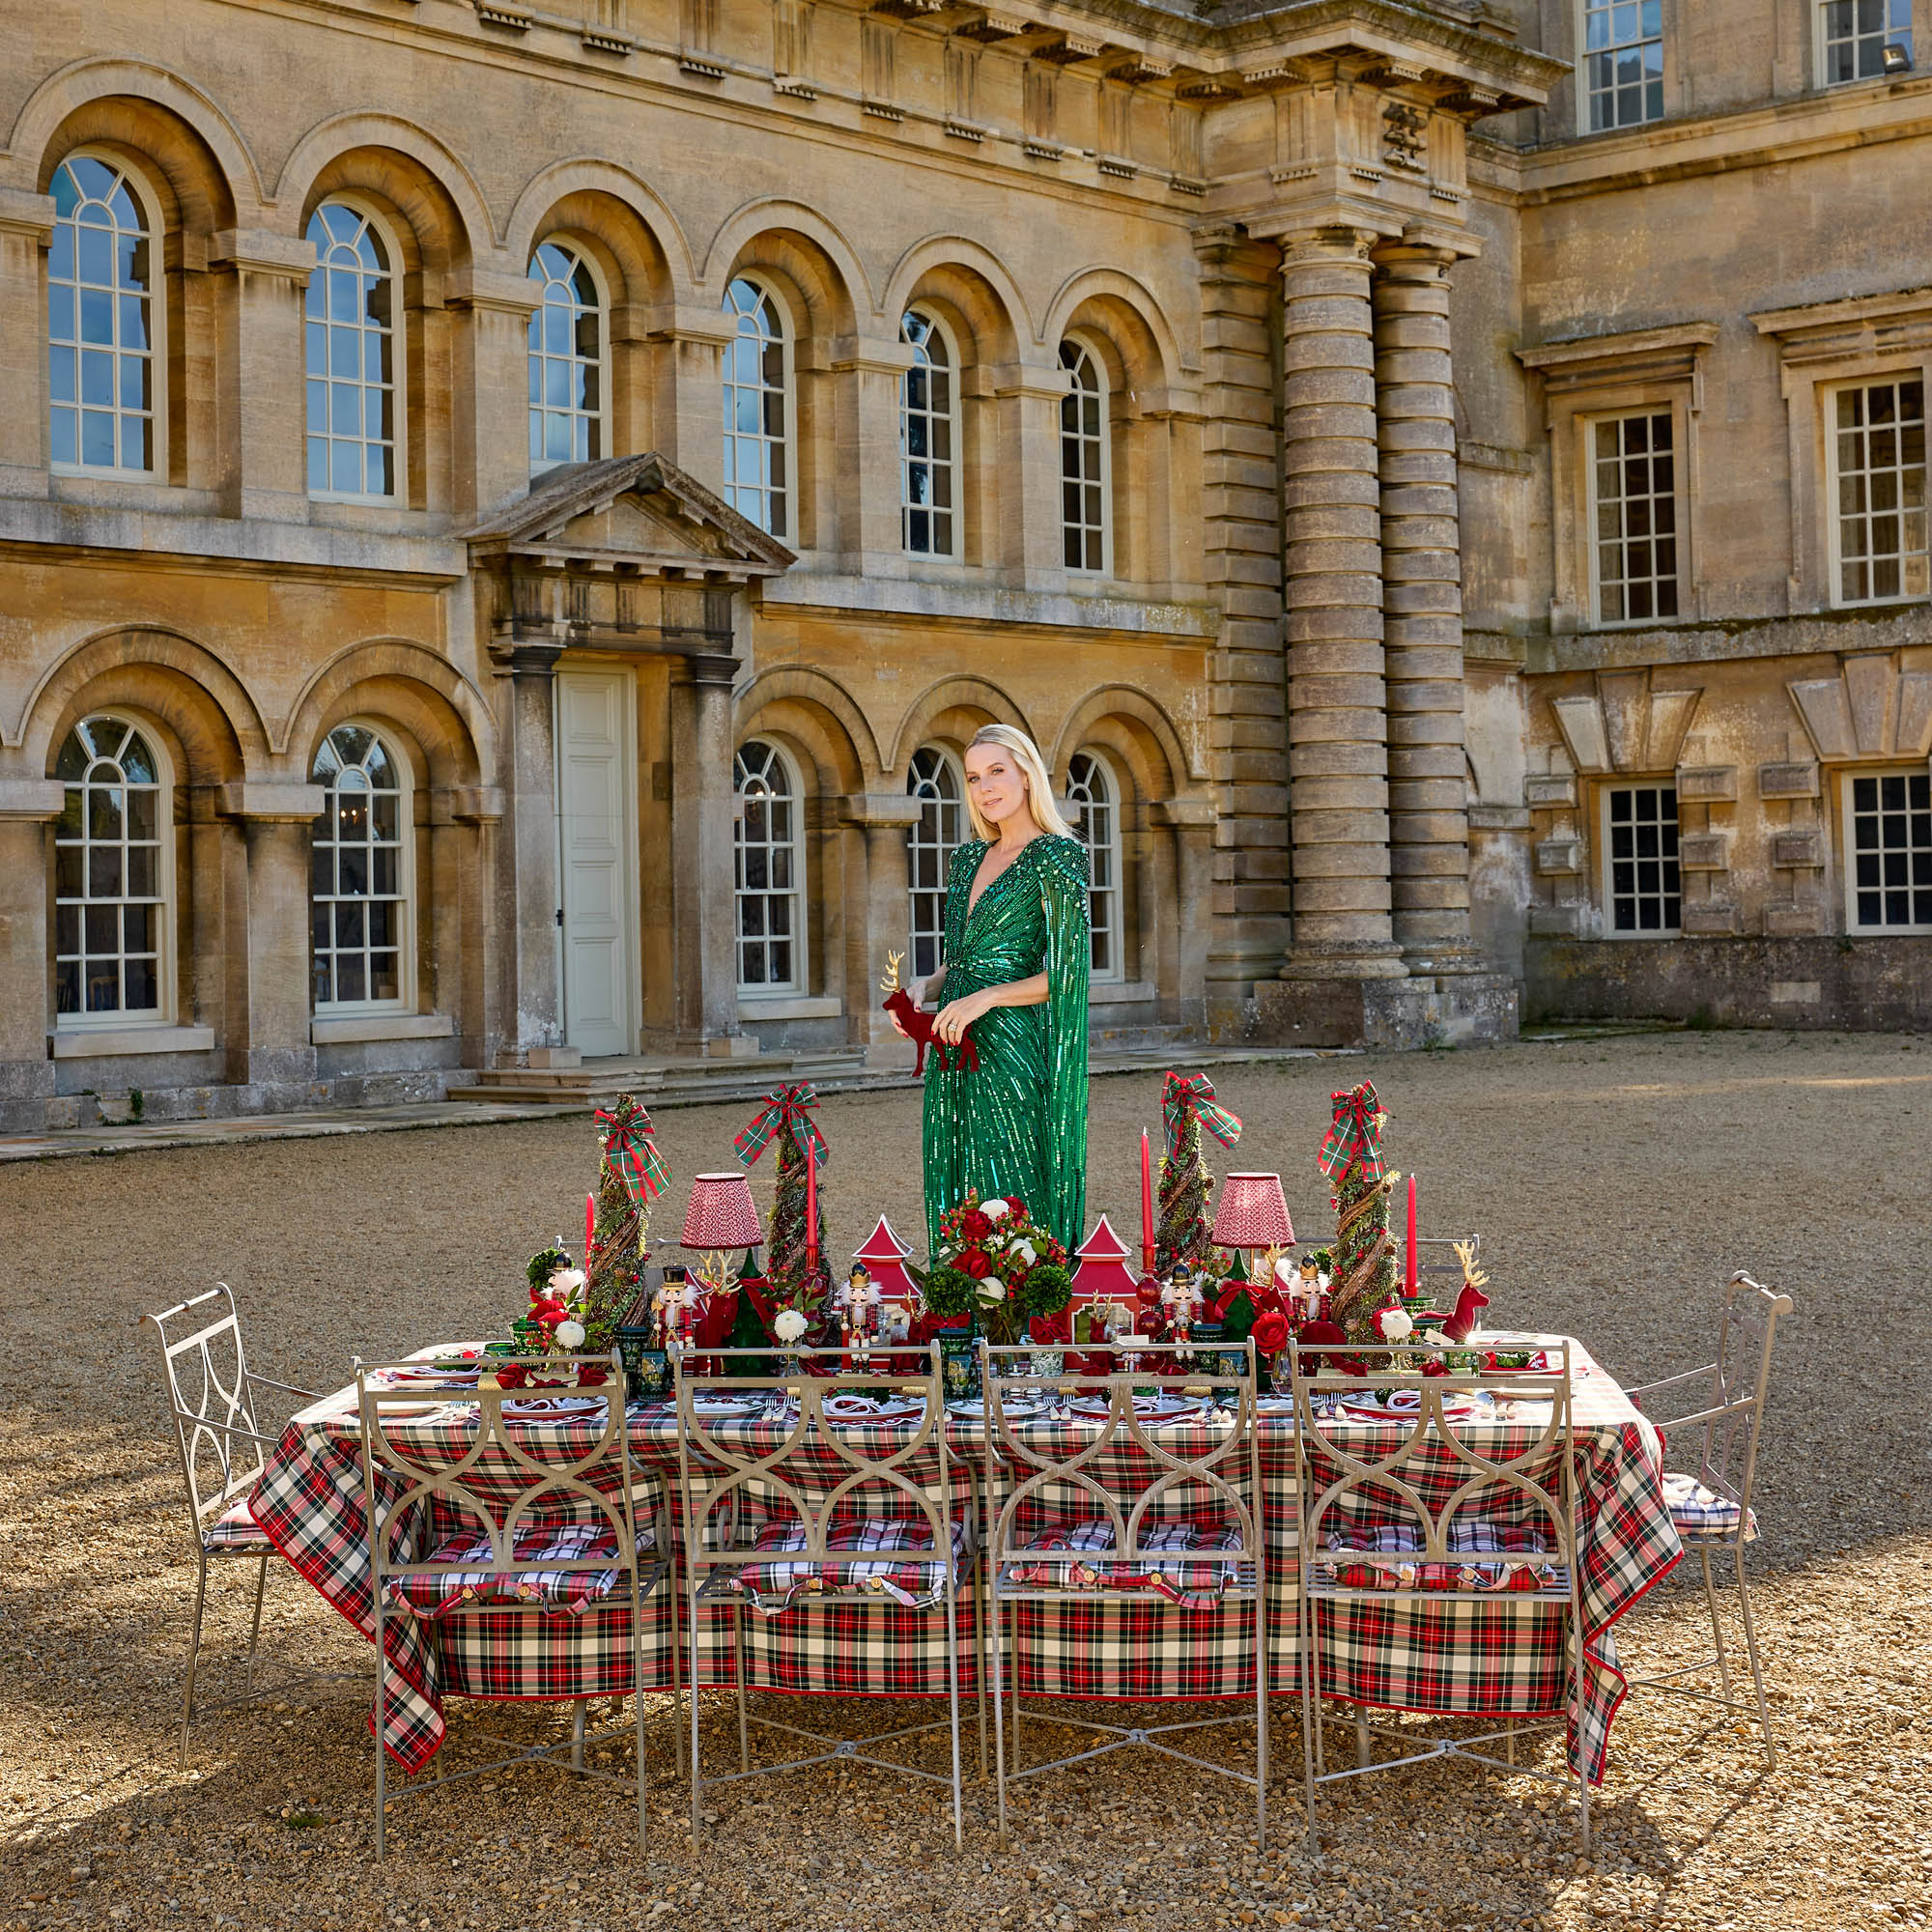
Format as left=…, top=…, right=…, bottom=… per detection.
left=0, top=0, right=1924, bottom=1128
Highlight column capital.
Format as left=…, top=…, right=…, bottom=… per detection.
left=0, top=778, right=66, bottom=820
left=1276, top=223, right=1385, bottom=269
left=839, top=792, right=925, bottom=829
left=507, top=642, right=564, bottom=680
left=217, top=781, right=326, bottom=822
left=1372, top=228, right=1482, bottom=277
left=209, top=229, right=318, bottom=284
left=684, top=650, right=740, bottom=688
left=444, top=266, right=543, bottom=318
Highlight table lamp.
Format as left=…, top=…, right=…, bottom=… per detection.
left=680, top=1172, right=763, bottom=1251
left=1209, top=1173, right=1295, bottom=1281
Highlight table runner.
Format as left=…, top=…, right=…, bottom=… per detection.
left=249, top=1335, right=1678, bottom=1782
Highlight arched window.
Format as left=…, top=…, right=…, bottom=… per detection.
left=734, top=739, right=802, bottom=990
left=1066, top=751, right=1122, bottom=980
left=906, top=746, right=964, bottom=980
left=900, top=309, right=957, bottom=557
left=528, top=239, right=605, bottom=472
left=1059, top=338, right=1109, bottom=574
left=722, top=277, right=789, bottom=537
left=48, top=155, right=157, bottom=476
left=53, top=716, right=170, bottom=1023
left=305, top=200, right=398, bottom=500
left=310, top=724, right=411, bottom=1010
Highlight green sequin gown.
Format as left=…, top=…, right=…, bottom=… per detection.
left=922, top=833, right=1091, bottom=1256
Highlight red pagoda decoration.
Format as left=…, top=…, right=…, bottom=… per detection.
left=853, top=1215, right=920, bottom=1303
left=1071, top=1214, right=1143, bottom=1305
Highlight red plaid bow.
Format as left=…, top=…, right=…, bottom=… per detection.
left=1162, top=1070, right=1242, bottom=1155
left=732, top=1083, right=829, bottom=1168
left=595, top=1101, right=668, bottom=1207
left=1318, top=1080, right=1386, bottom=1182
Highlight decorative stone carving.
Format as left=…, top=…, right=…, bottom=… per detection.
left=1788, top=651, right=1932, bottom=762
left=1549, top=670, right=1701, bottom=776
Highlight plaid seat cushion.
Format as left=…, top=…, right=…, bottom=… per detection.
left=720, top=1517, right=968, bottom=1616
left=1006, top=1519, right=1250, bottom=1610
left=383, top=1519, right=658, bottom=1622
left=1662, top=1472, right=1758, bottom=1543
left=1315, top=1520, right=1569, bottom=1595
left=202, top=1493, right=274, bottom=1554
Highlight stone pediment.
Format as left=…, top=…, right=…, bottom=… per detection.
left=463, top=452, right=795, bottom=581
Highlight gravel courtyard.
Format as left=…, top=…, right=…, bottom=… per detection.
left=2, top=1029, right=1927, bottom=1932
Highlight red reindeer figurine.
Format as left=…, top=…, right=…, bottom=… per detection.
left=1440, top=1240, right=1492, bottom=1344
left=880, top=950, right=980, bottom=1075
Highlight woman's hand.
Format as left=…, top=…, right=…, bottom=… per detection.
left=888, top=976, right=928, bottom=1040
left=933, top=989, right=993, bottom=1045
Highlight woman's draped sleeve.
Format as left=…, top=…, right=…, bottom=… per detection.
left=1037, top=835, right=1092, bottom=1251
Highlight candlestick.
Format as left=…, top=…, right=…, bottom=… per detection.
left=1405, top=1174, right=1418, bottom=1295
left=1140, top=1127, right=1155, bottom=1275
left=806, top=1139, right=818, bottom=1268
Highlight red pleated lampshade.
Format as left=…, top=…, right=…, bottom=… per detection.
left=680, top=1172, right=763, bottom=1250
left=1209, top=1172, right=1295, bottom=1250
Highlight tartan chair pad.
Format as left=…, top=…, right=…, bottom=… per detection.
left=1315, top=1521, right=1569, bottom=1595
left=1662, top=1472, right=1758, bottom=1543
left=1005, top=1519, right=1251, bottom=1610
left=383, top=1520, right=658, bottom=1622
left=719, top=1517, right=968, bottom=1616
left=203, top=1494, right=275, bottom=1554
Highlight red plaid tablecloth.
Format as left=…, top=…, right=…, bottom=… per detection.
left=248, top=1335, right=1677, bottom=1781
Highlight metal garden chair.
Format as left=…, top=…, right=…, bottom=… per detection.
left=1289, top=1338, right=1591, bottom=1850
left=980, top=1341, right=1269, bottom=1847
left=1624, top=1270, right=1791, bottom=1769
left=356, top=1350, right=673, bottom=1856
left=673, top=1343, right=974, bottom=1848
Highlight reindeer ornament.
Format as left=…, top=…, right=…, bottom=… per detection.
left=879, top=950, right=980, bottom=1075
left=1440, top=1239, right=1492, bottom=1344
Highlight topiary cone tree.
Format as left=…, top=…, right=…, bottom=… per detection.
left=586, top=1095, right=668, bottom=1342
left=1154, top=1071, right=1243, bottom=1277
left=1317, top=1079, right=1401, bottom=1346
left=732, top=1083, right=830, bottom=1328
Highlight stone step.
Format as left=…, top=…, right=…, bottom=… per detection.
left=445, top=1082, right=586, bottom=1105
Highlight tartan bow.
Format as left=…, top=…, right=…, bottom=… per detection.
left=595, top=1101, right=668, bottom=1208
left=1318, top=1080, right=1387, bottom=1182
left=732, top=1083, right=829, bottom=1168
left=1162, top=1070, right=1242, bottom=1155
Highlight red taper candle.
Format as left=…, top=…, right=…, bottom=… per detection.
left=805, top=1138, right=818, bottom=1268
left=1140, top=1127, right=1155, bottom=1275
left=1405, top=1173, right=1418, bottom=1295
left=584, top=1190, right=595, bottom=1264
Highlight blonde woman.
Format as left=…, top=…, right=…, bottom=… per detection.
left=892, top=724, right=1091, bottom=1253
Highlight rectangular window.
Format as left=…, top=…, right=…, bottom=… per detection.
left=1591, top=412, right=1680, bottom=624
left=1831, top=379, right=1927, bottom=605
left=1846, top=770, right=1932, bottom=931
left=1822, top=0, right=1911, bottom=81
left=1605, top=785, right=1681, bottom=934
left=1584, top=0, right=1664, bottom=131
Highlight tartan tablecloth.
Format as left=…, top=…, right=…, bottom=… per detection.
left=249, top=1334, right=1678, bottom=1782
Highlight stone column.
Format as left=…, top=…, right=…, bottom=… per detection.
left=0, top=781, right=64, bottom=1127
left=1152, top=797, right=1217, bottom=1035
left=991, top=360, right=1076, bottom=579
left=830, top=337, right=917, bottom=568
left=219, top=782, right=327, bottom=1099
left=210, top=229, right=316, bottom=523
left=1278, top=228, right=1406, bottom=984
left=0, top=191, right=53, bottom=492
left=839, top=792, right=925, bottom=1065
left=447, top=267, right=541, bottom=522
left=503, top=644, right=565, bottom=1057
left=670, top=652, right=753, bottom=1055
left=1374, top=242, right=1479, bottom=973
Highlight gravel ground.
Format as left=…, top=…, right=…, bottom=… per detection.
left=2, top=1029, right=1928, bottom=1932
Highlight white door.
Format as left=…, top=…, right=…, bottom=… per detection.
left=555, top=669, right=635, bottom=1057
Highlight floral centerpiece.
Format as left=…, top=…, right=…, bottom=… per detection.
left=501, top=1257, right=610, bottom=1389
left=920, top=1192, right=1073, bottom=1347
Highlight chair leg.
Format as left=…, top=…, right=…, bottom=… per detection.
left=1699, top=1547, right=1734, bottom=1702
left=688, top=1583, right=703, bottom=1843
left=974, top=1564, right=989, bottom=1782
left=1732, top=1545, right=1776, bottom=1773
left=1253, top=1586, right=1268, bottom=1853
left=944, top=1581, right=963, bottom=1853
left=244, top=1555, right=269, bottom=1698
left=571, top=1698, right=586, bottom=1774
left=180, top=1550, right=210, bottom=1768
left=1299, top=1599, right=1319, bottom=1851
left=990, top=1577, right=1009, bottom=1847
left=1355, top=1704, right=1371, bottom=1770
left=732, top=1602, right=750, bottom=1776
left=668, top=1573, right=686, bottom=1781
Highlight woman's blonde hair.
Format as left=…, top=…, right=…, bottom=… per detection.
left=962, top=724, right=1074, bottom=841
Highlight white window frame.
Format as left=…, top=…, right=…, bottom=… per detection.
left=1585, top=407, right=1684, bottom=627
left=304, top=195, right=405, bottom=505
left=1578, top=0, right=1666, bottom=133
left=52, top=710, right=176, bottom=1032
left=310, top=720, right=416, bottom=1015
left=1816, top=0, right=1913, bottom=84
left=1599, top=781, right=1683, bottom=937
left=721, top=274, right=794, bottom=540
left=1058, top=333, right=1112, bottom=578
left=905, top=745, right=965, bottom=981
left=1065, top=749, right=1124, bottom=981
left=1824, top=375, right=1928, bottom=609
left=899, top=307, right=960, bottom=559
left=1841, top=765, right=1932, bottom=935
left=47, top=149, right=166, bottom=482
left=527, top=236, right=609, bottom=476
left=733, top=737, right=806, bottom=993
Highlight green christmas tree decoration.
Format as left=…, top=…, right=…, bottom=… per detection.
left=1317, top=1080, right=1400, bottom=1346
left=732, top=1084, right=831, bottom=1329
left=585, top=1095, right=668, bottom=1345
left=1154, top=1071, right=1243, bottom=1276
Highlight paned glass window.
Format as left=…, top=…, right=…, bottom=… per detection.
left=1059, top=339, right=1108, bottom=573
left=900, top=310, right=956, bottom=556
left=905, top=747, right=964, bottom=980
left=310, top=724, right=408, bottom=1009
left=1822, top=0, right=1912, bottom=81
left=54, top=717, right=165, bottom=1019
left=1605, top=785, right=1680, bottom=934
left=1583, top=0, right=1664, bottom=130
left=48, top=156, right=156, bottom=475
left=528, top=240, right=604, bottom=472
left=1848, top=771, right=1932, bottom=931
left=734, top=739, right=801, bottom=989
left=1065, top=751, right=1122, bottom=980
left=722, top=279, right=788, bottom=537
left=304, top=201, right=397, bottom=500
left=1591, top=412, right=1679, bottom=624
left=1831, top=379, right=1927, bottom=605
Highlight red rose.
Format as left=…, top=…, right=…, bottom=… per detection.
left=960, top=1210, right=993, bottom=1242
left=958, top=1249, right=991, bottom=1279
left=496, top=1363, right=529, bottom=1390
left=1252, top=1312, right=1290, bottom=1355
left=1005, top=1200, right=1028, bottom=1219
left=1420, top=1358, right=1450, bottom=1378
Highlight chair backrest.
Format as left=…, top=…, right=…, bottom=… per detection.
left=980, top=1342, right=1264, bottom=1574
left=1696, top=1271, right=1792, bottom=1517
left=672, top=1344, right=955, bottom=1574
left=1287, top=1339, right=1578, bottom=1580
left=354, top=1351, right=644, bottom=1597
left=143, top=1283, right=270, bottom=1536
left=1408, top=1234, right=1480, bottom=1313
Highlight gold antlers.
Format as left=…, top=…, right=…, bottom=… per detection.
left=878, top=949, right=905, bottom=995
left=1452, top=1239, right=1490, bottom=1292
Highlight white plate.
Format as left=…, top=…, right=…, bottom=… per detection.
left=502, top=1396, right=609, bottom=1419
